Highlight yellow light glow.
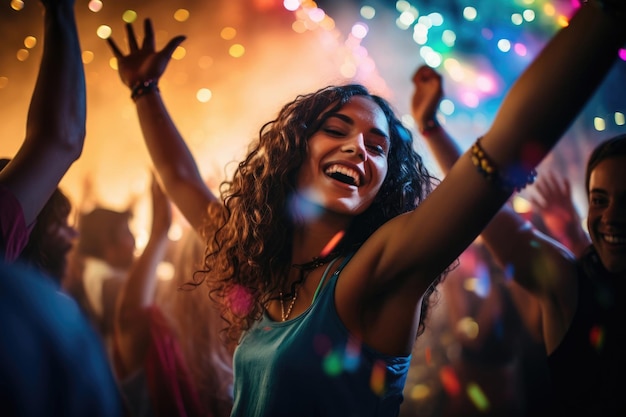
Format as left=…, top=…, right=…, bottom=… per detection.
left=172, top=46, right=187, bottom=60
left=221, top=27, right=237, bottom=40
left=122, top=10, right=138, bottom=23
left=10, top=0, right=24, bottom=11
left=82, top=51, right=95, bottom=64
left=174, top=9, right=190, bottom=22
left=16, top=49, right=29, bottom=62
left=229, top=44, right=245, bottom=58
left=24, top=36, right=37, bottom=49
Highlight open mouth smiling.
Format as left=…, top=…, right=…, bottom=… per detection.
left=601, top=232, right=626, bottom=245
left=325, top=164, right=361, bottom=186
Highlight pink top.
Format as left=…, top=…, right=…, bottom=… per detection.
left=0, top=184, right=31, bottom=262
left=114, top=306, right=209, bottom=417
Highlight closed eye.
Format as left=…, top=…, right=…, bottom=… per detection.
left=367, top=144, right=385, bottom=155
left=323, top=128, right=345, bottom=136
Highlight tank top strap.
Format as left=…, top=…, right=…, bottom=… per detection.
left=311, top=252, right=355, bottom=304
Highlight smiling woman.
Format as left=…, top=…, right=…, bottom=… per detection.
left=296, top=95, right=394, bottom=216
left=104, top=2, right=626, bottom=415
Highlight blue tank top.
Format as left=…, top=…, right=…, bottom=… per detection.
left=231, top=256, right=411, bottom=417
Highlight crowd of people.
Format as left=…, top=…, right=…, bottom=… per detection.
left=1, top=0, right=625, bottom=416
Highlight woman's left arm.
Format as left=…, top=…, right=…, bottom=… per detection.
left=370, top=2, right=625, bottom=285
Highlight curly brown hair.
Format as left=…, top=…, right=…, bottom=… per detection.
left=194, top=84, right=444, bottom=342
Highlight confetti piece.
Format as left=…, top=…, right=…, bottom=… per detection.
left=467, top=382, right=490, bottom=412
left=439, top=366, right=461, bottom=397
left=320, top=230, right=345, bottom=258
left=370, top=360, right=386, bottom=396
left=589, top=325, right=605, bottom=351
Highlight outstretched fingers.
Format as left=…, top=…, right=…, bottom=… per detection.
left=142, top=18, right=155, bottom=51
left=161, top=35, right=187, bottom=59
left=126, top=22, right=139, bottom=52
left=106, top=36, right=124, bottom=58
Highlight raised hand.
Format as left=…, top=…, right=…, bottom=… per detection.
left=530, top=170, right=591, bottom=256
left=531, top=171, right=577, bottom=228
left=411, top=64, right=443, bottom=129
left=106, top=18, right=186, bottom=90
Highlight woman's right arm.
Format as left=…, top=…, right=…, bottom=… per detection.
left=106, top=19, right=217, bottom=231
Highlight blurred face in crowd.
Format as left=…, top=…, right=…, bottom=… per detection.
left=587, top=155, right=626, bottom=275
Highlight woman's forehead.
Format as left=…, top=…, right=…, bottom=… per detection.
left=333, top=96, right=389, bottom=130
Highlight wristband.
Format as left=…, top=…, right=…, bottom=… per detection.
left=419, top=119, right=441, bottom=136
left=131, top=79, right=159, bottom=101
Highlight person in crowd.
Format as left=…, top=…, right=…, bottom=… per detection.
left=17, top=188, right=77, bottom=282
left=0, top=0, right=85, bottom=262
left=0, top=2, right=122, bottom=415
left=163, top=230, right=235, bottom=417
left=436, top=241, right=548, bottom=417
left=105, top=3, right=626, bottom=415
left=74, top=206, right=136, bottom=354
left=113, top=175, right=233, bottom=417
left=0, top=158, right=78, bottom=285
left=411, top=59, right=626, bottom=415
left=0, top=261, right=123, bottom=417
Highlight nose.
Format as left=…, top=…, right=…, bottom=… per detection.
left=341, top=134, right=367, bottom=161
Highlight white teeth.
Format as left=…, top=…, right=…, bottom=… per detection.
left=603, top=234, right=626, bottom=244
left=325, top=164, right=360, bottom=186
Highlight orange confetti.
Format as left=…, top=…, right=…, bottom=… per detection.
left=424, top=346, right=432, bottom=365
left=369, top=360, right=386, bottom=396
left=320, top=230, right=345, bottom=258
left=439, top=365, right=461, bottom=397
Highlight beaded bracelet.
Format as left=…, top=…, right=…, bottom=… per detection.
left=470, top=137, right=537, bottom=193
left=419, top=119, right=442, bottom=137
left=131, top=79, right=159, bottom=101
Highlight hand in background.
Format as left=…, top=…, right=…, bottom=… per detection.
left=411, top=65, right=443, bottom=130
left=530, top=170, right=591, bottom=257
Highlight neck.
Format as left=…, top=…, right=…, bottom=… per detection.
left=292, top=215, right=350, bottom=265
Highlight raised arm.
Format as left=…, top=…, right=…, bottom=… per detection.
left=0, top=0, right=85, bottom=225
left=115, top=174, right=172, bottom=376
left=530, top=171, right=592, bottom=257
left=379, top=3, right=625, bottom=279
left=411, top=63, right=579, bottom=352
left=105, top=19, right=216, bottom=231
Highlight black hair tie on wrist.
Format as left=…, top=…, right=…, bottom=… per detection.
left=131, top=79, right=159, bottom=101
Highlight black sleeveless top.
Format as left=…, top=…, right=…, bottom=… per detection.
left=547, top=247, right=626, bottom=415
